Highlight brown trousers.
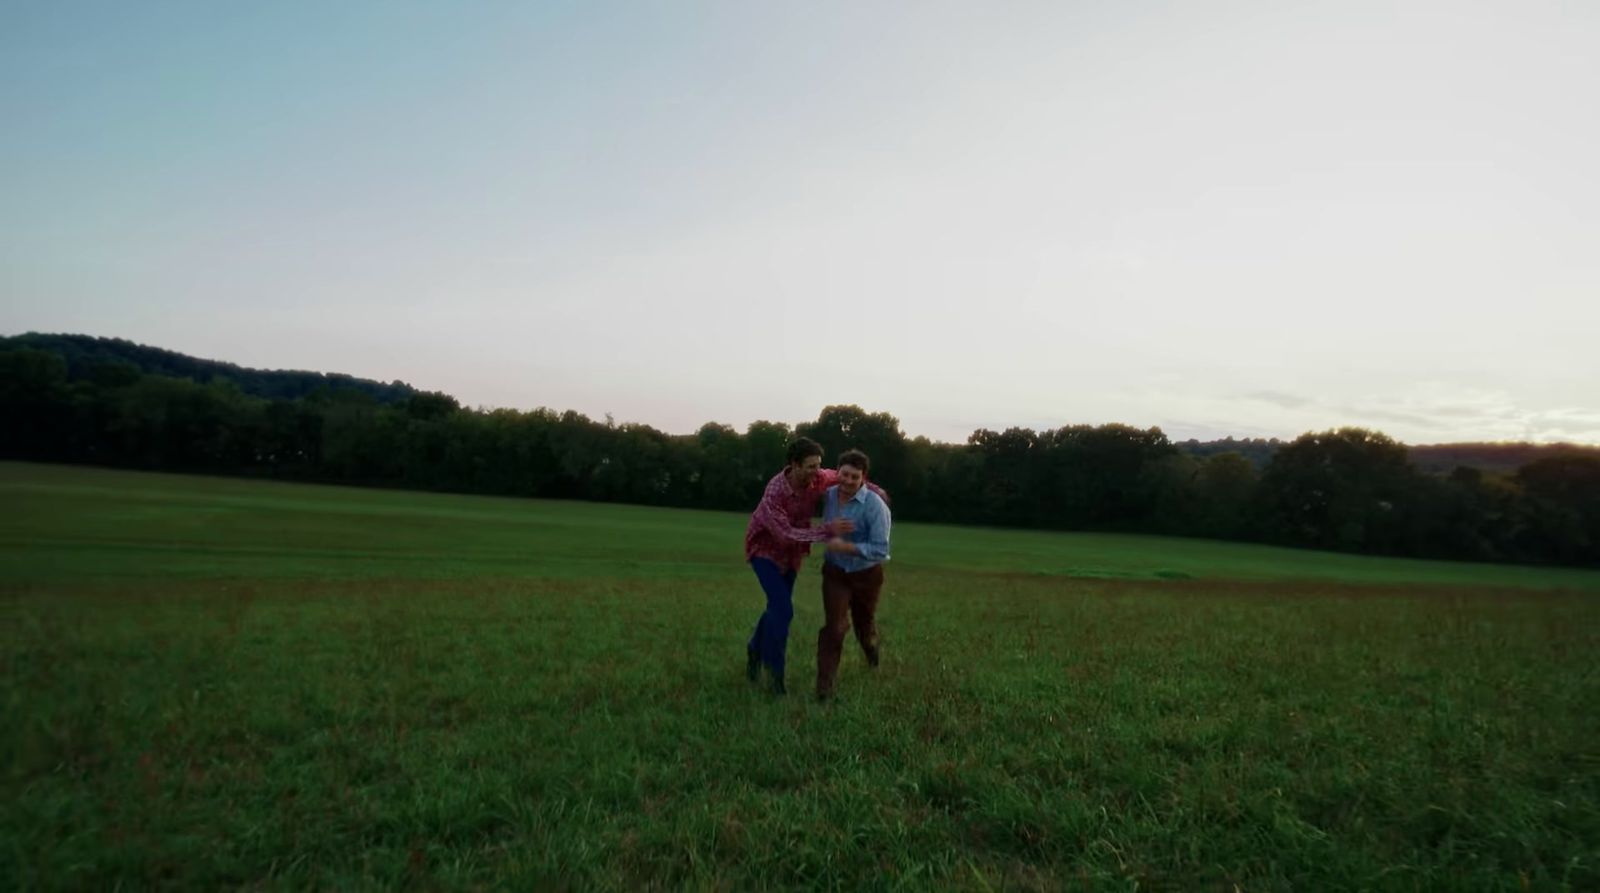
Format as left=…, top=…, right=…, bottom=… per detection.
left=816, top=562, right=884, bottom=695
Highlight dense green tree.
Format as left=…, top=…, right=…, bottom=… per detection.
left=405, top=391, right=460, bottom=421
left=0, top=348, right=71, bottom=457
left=1193, top=452, right=1258, bottom=539
left=1042, top=424, right=1175, bottom=529
left=968, top=427, right=1039, bottom=524
left=797, top=405, right=911, bottom=502
left=1256, top=428, right=1423, bottom=553
left=1515, top=457, right=1600, bottom=564
left=694, top=423, right=750, bottom=509
left=743, top=421, right=793, bottom=499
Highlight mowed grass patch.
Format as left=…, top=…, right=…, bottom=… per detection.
left=3, top=463, right=1599, bottom=889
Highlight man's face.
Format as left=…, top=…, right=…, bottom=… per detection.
left=837, top=463, right=864, bottom=499
left=792, top=454, right=822, bottom=486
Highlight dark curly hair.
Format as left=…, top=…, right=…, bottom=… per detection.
left=786, top=437, right=824, bottom=466
left=837, top=449, right=870, bottom=474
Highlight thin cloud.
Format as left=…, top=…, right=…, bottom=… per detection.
left=1243, top=391, right=1312, bottom=410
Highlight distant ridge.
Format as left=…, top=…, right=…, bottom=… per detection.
left=1407, top=441, right=1600, bottom=475
left=0, top=333, right=417, bottom=404
left=1173, top=436, right=1600, bottom=475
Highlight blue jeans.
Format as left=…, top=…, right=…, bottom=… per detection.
left=747, top=558, right=798, bottom=680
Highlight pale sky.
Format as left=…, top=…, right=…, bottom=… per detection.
left=3, top=1, right=1597, bottom=445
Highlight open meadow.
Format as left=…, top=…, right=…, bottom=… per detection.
left=2, top=462, right=1598, bottom=890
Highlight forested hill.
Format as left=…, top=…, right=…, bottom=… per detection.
left=1408, top=442, right=1600, bottom=475
left=0, top=333, right=417, bottom=404
left=10, top=334, right=1595, bottom=472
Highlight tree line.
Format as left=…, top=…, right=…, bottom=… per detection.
left=3, top=337, right=1597, bottom=568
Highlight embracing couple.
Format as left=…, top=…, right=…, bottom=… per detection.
left=743, top=437, right=892, bottom=701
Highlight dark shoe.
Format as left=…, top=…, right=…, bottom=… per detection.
left=747, top=647, right=760, bottom=682
left=771, top=674, right=787, bottom=696
left=816, top=688, right=835, bottom=703
left=864, top=643, right=880, bottom=668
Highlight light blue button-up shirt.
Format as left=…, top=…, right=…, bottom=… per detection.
left=821, top=484, right=891, bottom=573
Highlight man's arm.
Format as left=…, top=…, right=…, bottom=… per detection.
left=753, top=478, right=844, bottom=543
left=814, top=468, right=889, bottom=505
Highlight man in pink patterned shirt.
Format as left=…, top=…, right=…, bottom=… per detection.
left=744, top=436, right=884, bottom=695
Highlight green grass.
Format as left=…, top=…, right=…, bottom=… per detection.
left=2, top=461, right=1598, bottom=890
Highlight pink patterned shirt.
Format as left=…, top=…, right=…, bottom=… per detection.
left=745, top=469, right=887, bottom=572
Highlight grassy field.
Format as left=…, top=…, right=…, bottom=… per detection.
left=2, top=462, right=1598, bottom=890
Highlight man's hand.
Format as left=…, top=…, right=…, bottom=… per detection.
left=826, top=518, right=855, bottom=535
left=826, top=537, right=856, bottom=554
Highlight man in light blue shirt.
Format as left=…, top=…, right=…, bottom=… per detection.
left=817, top=449, right=892, bottom=700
